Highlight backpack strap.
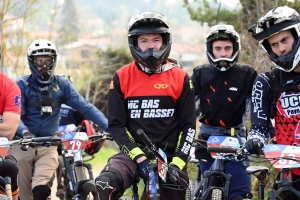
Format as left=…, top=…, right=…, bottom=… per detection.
left=26, top=88, right=61, bottom=109
left=265, top=69, right=278, bottom=119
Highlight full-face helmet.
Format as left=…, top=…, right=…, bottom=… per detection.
left=27, top=39, right=57, bottom=84
left=248, top=6, right=300, bottom=72
left=128, top=11, right=171, bottom=71
left=206, top=24, right=241, bottom=71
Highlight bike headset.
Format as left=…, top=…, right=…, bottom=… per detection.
left=248, top=6, right=300, bottom=72
left=127, top=11, right=171, bottom=72
left=27, top=39, right=57, bottom=85
left=206, top=24, right=241, bottom=71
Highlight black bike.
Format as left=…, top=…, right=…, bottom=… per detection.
left=193, top=135, right=253, bottom=200
left=131, top=129, right=192, bottom=200
left=54, top=124, right=113, bottom=200
left=248, top=143, right=300, bottom=200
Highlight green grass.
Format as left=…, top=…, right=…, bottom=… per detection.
left=86, top=144, right=119, bottom=169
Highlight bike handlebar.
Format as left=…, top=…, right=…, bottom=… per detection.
left=136, top=129, right=165, bottom=162
left=207, top=146, right=237, bottom=154
left=9, top=132, right=113, bottom=146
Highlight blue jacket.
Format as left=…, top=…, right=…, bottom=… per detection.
left=15, top=75, right=108, bottom=138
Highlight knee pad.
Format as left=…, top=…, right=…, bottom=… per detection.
left=32, top=185, right=51, bottom=200
left=0, top=157, right=19, bottom=192
left=95, top=167, right=123, bottom=200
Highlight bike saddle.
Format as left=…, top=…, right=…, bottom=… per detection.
left=246, top=166, right=269, bottom=175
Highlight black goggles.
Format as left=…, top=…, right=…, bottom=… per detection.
left=33, top=57, right=54, bottom=67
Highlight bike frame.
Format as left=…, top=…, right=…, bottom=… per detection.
left=250, top=144, right=300, bottom=200
left=0, top=176, right=12, bottom=199
left=56, top=129, right=112, bottom=200
left=57, top=145, right=97, bottom=200
left=269, top=168, right=300, bottom=199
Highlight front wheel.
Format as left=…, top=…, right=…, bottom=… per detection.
left=186, top=179, right=194, bottom=200
left=0, top=194, right=10, bottom=200
left=211, top=188, right=223, bottom=200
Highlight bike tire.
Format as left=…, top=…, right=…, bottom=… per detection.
left=0, top=194, right=10, bottom=200
left=211, top=188, right=222, bottom=200
left=186, top=179, right=194, bottom=200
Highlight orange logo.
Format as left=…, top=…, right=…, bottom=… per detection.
left=154, top=84, right=168, bottom=89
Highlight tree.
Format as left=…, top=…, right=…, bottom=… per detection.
left=78, top=47, right=132, bottom=114
left=182, top=0, right=300, bottom=73
left=0, top=0, right=41, bottom=77
left=56, top=0, right=79, bottom=46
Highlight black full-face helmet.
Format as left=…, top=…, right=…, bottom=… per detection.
left=27, top=39, right=57, bottom=85
left=248, top=6, right=300, bottom=72
left=206, top=24, right=241, bottom=71
left=128, top=11, right=171, bottom=71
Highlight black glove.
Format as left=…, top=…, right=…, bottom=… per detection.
left=245, top=138, right=263, bottom=154
left=167, top=165, right=180, bottom=184
left=22, top=131, right=35, bottom=139
left=137, top=159, right=150, bottom=185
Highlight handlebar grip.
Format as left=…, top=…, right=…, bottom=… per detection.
left=137, top=129, right=152, bottom=147
left=32, top=137, right=60, bottom=143
left=207, top=146, right=236, bottom=154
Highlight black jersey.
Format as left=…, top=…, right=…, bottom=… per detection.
left=192, top=64, right=257, bottom=127
left=108, top=61, right=196, bottom=169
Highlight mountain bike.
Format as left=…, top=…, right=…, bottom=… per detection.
left=248, top=143, right=300, bottom=200
left=132, top=129, right=192, bottom=200
left=0, top=136, right=63, bottom=200
left=55, top=124, right=113, bottom=200
left=192, top=135, right=253, bottom=200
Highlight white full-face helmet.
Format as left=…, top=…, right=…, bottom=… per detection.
left=206, top=24, right=241, bottom=71
left=27, top=39, right=57, bottom=84
left=248, top=6, right=300, bottom=72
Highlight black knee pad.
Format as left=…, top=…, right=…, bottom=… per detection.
left=95, top=168, right=123, bottom=200
left=0, top=156, right=19, bottom=192
left=32, top=185, right=51, bottom=200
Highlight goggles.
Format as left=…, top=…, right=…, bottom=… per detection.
left=33, top=57, right=54, bottom=68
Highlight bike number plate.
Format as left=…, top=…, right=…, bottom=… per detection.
left=61, top=132, right=89, bottom=153
left=207, top=136, right=239, bottom=158
left=264, top=144, right=300, bottom=169
left=0, top=137, right=9, bottom=159
left=158, top=148, right=168, bottom=182
left=57, top=124, right=77, bottom=135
